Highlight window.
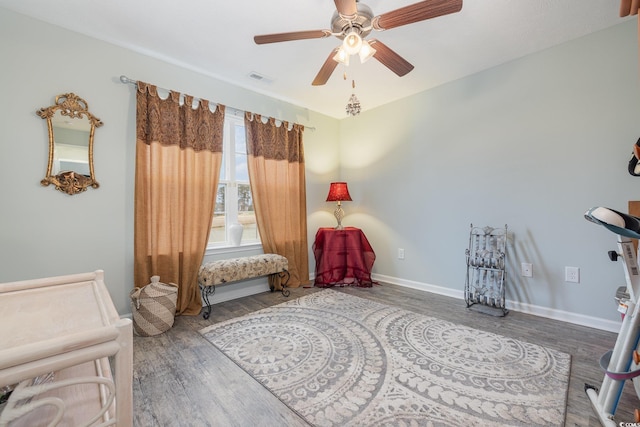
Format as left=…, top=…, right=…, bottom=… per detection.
left=208, top=113, right=259, bottom=247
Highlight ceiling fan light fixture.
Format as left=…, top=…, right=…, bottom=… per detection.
left=342, top=29, right=362, bottom=55
left=254, top=0, right=464, bottom=86
left=333, top=46, right=350, bottom=65
left=358, top=40, right=376, bottom=63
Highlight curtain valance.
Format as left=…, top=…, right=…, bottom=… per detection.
left=136, top=81, right=224, bottom=153
left=245, top=113, right=304, bottom=163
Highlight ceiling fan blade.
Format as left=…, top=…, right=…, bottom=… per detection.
left=334, top=0, right=358, bottom=18
left=254, top=30, right=330, bottom=45
left=312, top=49, right=340, bottom=86
left=369, top=39, right=414, bottom=77
left=373, top=0, right=463, bottom=31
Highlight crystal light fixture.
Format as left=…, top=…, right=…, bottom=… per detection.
left=345, top=80, right=361, bottom=116
left=346, top=94, right=361, bottom=116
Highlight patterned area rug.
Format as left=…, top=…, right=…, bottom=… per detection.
left=199, top=290, right=571, bottom=426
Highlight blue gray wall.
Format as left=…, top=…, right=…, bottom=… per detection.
left=0, top=9, right=339, bottom=314
left=339, top=21, right=640, bottom=329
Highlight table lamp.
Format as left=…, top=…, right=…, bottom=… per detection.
left=326, top=182, right=352, bottom=230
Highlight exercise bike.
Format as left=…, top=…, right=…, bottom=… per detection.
left=584, top=206, right=640, bottom=426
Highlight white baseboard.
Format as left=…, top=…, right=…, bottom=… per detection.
left=206, top=278, right=272, bottom=304
left=372, top=273, right=621, bottom=333
left=373, top=273, right=464, bottom=300
left=176, top=270, right=621, bottom=333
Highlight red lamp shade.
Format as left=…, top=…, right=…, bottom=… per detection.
left=326, top=182, right=352, bottom=202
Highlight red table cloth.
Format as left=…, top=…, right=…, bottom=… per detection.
left=313, top=227, right=376, bottom=287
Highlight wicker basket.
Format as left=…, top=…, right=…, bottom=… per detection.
left=130, top=276, right=178, bottom=337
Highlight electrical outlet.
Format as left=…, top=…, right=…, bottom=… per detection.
left=398, top=248, right=405, bottom=260
left=565, top=266, right=580, bottom=283
left=521, top=263, right=532, bottom=277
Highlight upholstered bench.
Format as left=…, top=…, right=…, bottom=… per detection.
left=198, top=254, right=290, bottom=319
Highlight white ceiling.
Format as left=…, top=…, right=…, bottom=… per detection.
left=0, top=0, right=631, bottom=118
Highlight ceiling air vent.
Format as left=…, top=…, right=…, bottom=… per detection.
left=248, top=71, right=273, bottom=84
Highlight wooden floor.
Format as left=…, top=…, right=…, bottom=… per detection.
left=132, top=283, right=638, bottom=426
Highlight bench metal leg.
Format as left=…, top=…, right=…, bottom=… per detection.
left=201, top=269, right=290, bottom=321
left=200, top=284, right=215, bottom=319
left=269, top=270, right=291, bottom=297
left=279, top=269, right=290, bottom=297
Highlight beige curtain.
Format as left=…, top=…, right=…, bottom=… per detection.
left=244, top=113, right=310, bottom=289
left=135, top=82, right=224, bottom=315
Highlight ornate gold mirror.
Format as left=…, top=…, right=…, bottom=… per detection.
left=37, top=93, right=103, bottom=195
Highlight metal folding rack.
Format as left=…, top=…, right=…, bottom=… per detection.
left=464, top=223, right=508, bottom=316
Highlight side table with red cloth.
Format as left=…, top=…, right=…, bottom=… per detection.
left=313, top=227, right=376, bottom=287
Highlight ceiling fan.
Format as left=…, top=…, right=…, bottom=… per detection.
left=254, top=0, right=463, bottom=86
